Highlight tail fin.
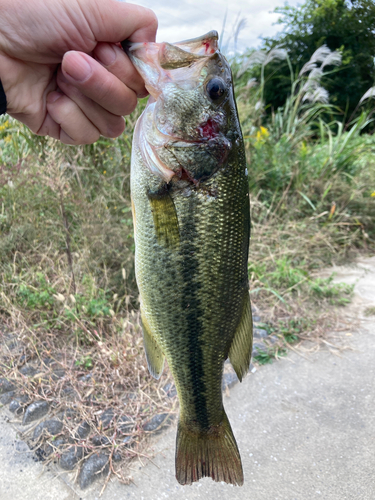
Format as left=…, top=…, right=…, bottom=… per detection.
left=175, top=412, right=243, bottom=486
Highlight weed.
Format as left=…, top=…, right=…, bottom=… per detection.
left=253, top=346, right=287, bottom=365
left=308, top=276, right=354, bottom=305
left=253, top=349, right=275, bottom=365
left=364, top=306, right=375, bottom=316
left=249, top=252, right=355, bottom=307
left=277, top=318, right=314, bottom=344
left=17, top=274, right=56, bottom=310
left=75, top=355, right=94, bottom=370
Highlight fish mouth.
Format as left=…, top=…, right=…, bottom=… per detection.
left=123, top=31, right=220, bottom=99
left=136, top=119, right=231, bottom=185
left=123, top=30, right=218, bottom=60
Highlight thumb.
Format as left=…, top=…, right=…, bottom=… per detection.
left=86, top=0, right=158, bottom=43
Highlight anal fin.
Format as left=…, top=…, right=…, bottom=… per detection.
left=228, top=292, right=253, bottom=382
left=141, top=312, right=165, bottom=379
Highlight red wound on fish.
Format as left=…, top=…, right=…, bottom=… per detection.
left=176, top=168, right=192, bottom=182
left=203, top=41, right=216, bottom=55
left=175, top=167, right=200, bottom=186
left=198, top=118, right=220, bottom=139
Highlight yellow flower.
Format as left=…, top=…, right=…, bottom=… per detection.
left=0, top=120, right=10, bottom=132
left=255, top=126, right=269, bottom=145
left=260, top=126, right=269, bottom=137
left=255, top=127, right=270, bottom=146
left=4, top=136, right=12, bottom=143
left=371, top=191, right=375, bottom=197
left=103, top=170, right=106, bottom=174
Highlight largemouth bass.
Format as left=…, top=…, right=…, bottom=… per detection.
left=127, top=31, right=252, bottom=486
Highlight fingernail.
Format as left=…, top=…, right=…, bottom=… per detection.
left=47, top=91, right=63, bottom=104
left=64, top=52, right=92, bottom=83
left=95, top=44, right=117, bottom=66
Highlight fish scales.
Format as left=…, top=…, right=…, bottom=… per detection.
left=127, top=31, right=252, bottom=486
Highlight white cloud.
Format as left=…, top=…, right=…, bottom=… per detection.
left=128, top=0, right=301, bottom=50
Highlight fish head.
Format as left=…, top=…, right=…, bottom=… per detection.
left=127, top=32, right=239, bottom=184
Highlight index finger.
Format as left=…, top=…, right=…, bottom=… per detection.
left=88, top=0, right=158, bottom=44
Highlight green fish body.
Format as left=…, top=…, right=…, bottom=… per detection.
left=128, top=31, right=252, bottom=486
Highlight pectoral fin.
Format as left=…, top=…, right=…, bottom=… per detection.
left=141, top=312, right=165, bottom=379
left=148, top=186, right=180, bottom=249
left=228, top=292, right=253, bottom=382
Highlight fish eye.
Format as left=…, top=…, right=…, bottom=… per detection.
left=206, top=78, right=226, bottom=101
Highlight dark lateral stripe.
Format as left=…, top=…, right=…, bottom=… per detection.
left=180, top=201, right=209, bottom=430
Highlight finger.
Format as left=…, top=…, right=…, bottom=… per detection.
left=45, top=92, right=100, bottom=145
left=88, top=0, right=158, bottom=44
left=56, top=70, right=125, bottom=138
left=36, top=107, right=61, bottom=140
left=61, top=51, right=138, bottom=116
left=93, top=42, right=148, bottom=97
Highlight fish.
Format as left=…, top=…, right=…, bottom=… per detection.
left=126, top=31, right=252, bottom=486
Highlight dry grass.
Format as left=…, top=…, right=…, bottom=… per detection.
left=1, top=310, right=177, bottom=488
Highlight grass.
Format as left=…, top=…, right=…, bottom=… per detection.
left=1, top=319, right=177, bottom=486
left=1, top=46, right=375, bottom=484
left=364, top=306, right=375, bottom=316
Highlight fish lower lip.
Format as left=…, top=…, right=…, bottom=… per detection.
left=168, top=136, right=232, bottom=150
left=169, top=136, right=228, bottom=146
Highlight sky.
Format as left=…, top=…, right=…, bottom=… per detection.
left=128, top=0, right=302, bottom=52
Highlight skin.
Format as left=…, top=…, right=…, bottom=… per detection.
left=0, top=0, right=157, bottom=144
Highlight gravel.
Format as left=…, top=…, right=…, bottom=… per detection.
left=143, top=413, right=171, bottom=432
left=33, top=419, right=63, bottom=440
left=0, top=378, right=16, bottom=395
left=79, top=453, right=110, bottom=489
left=22, top=401, right=50, bottom=425
left=76, top=421, right=91, bottom=439
left=60, top=445, right=85, bottom=471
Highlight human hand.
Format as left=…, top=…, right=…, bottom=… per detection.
left=0, top=0, right=157, bottom=144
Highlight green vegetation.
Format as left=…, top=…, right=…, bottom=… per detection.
left=231, top=40, right=375, bottom=326
left=364, top=306, right=375, bottom=317
left=0, top=19, right=374, bottom=441
left=0, top=106, right=145, bottom=342
left=252, top=349, right=277, bottom=365
left=1, top=17, right=374, bottom=479
left=261, top=0, right=375, bottom=120
left=1, top=41, right=374, bottom=346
